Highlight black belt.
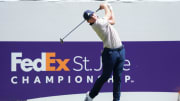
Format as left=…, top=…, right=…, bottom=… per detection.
left=104, top=45, right=124, bottom=51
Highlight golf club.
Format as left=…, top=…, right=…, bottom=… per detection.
left=60, top=8, right=101, bottom=44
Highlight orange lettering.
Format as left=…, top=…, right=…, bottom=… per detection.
left=56, top=59, right=70, bottom=71
left=46, top=52, right=56, bottom=71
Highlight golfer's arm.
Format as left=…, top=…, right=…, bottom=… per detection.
left=102, top=4, right=115, bottom=25
left=108, top=9, right=115, bottom=25
left=103, top=4, right=111, bottom=22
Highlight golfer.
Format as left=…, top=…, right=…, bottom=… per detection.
left=83, top=3, right=125, bottom=101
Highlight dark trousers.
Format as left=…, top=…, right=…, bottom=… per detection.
left=89, top=46, right=125, bottom=101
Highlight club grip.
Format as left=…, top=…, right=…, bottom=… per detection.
left=95, top=8, right=101, bottom=12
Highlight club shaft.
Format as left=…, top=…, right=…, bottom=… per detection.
left=61, top=8, right=100, bottom=40
left=62, top=19, right=86, bottom=40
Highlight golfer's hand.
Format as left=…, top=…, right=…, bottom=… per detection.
left=99, top=3, right=106, bottom=10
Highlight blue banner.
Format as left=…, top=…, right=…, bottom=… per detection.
left=0, top=41, right=180, bottom=100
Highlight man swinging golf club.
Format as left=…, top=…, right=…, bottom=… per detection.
left=83, top=3, right=125, bottom=101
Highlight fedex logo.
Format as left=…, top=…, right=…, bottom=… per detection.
left=11, top=52, right=70, bottom=72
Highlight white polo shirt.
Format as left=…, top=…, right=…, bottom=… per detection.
left=91, top=17, right=122, bottom=49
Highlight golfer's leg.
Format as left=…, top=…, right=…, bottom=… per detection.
left=113, top=61, right=123, bottom=101
left=89, top=67, right=112, bottom=98
left=89, top=50, right=114, bottom=98
left=113, top=48, right=125, bottom=101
